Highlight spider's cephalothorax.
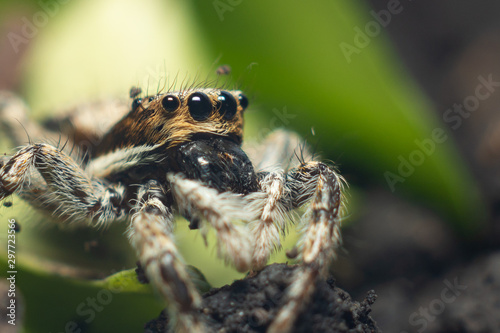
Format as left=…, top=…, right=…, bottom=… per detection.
left=0, top=87, right=345, bottom=333
left=84, top=88, right=257, bottom=223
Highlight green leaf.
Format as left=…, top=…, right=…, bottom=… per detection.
left=90, top=268, right=154, bottom=294
left=0, top=256, right=164, bottom=333
left=0, top=254, right=212, bottom=333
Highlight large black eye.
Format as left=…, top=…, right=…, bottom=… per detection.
left=238, top=93, right=249, bottom=111
left=161, top=95, right=180, bottom=112
left=217, top=91, right=237, bottom=120
left=188, top=92, right=212, bottom=121
left=132, top=98, right=142, bottom=110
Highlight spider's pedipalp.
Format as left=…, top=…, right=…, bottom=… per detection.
left=268, top=161, right=344, bottom=333
left=128, top=181, right=205, bottom=333
left=246, top=170, right=295, bottom=270
left=167, top=173, right=255, bottom=272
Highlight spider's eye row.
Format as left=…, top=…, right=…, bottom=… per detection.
left=132, top=98, right=142, bottom=110
left=238, top=93, right=249, bottom=111
left=217, top=91, right=237, bottom=120
left=161, top=95, right=180, bottom=112
left=162, top=90, right=246, bottom=121
left=188, top=92, right=212, bottom=121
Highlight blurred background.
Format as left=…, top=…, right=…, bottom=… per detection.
left=0, top=0, right=499, bottom=332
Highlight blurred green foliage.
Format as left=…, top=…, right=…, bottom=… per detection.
left=1, top=253, right=164, bottom=332
left=187, top=0, right=485, bottom=232
left=0, top=0, right=487, bottom=331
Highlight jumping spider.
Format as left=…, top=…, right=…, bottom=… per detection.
left=0, top=86, right=345, bottom=333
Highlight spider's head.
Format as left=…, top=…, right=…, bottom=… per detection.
left=96, top=89, right=249, bottom=156
left=153, top=89, right=256, bottom=194
left=93, top=88, right=256, bottom=194
left=153, top=88, right=249, bottom=147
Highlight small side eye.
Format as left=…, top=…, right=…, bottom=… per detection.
left=188, top=92, right=212, bottom=121
left=161, top=95, right=180, bottom=112
left=217, top=91, right=237, bottom=120
left=238, top=93, right=249, bottom=111
left=132, top=98, right=142, bottom=110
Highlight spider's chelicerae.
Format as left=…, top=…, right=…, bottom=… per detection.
left=0, top=86, right=345, bottom=333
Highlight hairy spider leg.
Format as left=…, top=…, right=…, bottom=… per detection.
left=245, top=130, right=316, bottom=270
left=167, top=173, right=255, bottom=272
left=0, top=143, right=125, bottom=226
left=268, top=161, right=344, bottom=333
left=128, top=180, right=205, bottom=333
left=246, top=170, right=296, bottom=270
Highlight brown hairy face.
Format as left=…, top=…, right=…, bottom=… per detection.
left=95, top=88, right=248, bottom=156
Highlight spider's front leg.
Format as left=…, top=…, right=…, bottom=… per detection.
left=167, top=173, right=255, bottom=272
left=0, top=143, right=124, bottom=225
left=268, top=161, right=344, bottom=333
left=128, top=180, right=205, bottom=333
left=245, top=129, right=314, bottom=270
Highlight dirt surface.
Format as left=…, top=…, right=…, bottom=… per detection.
left=419, top=252, right=500, bottom=333
left=328, top=189, right=500, bottom=333
left=144, top=263, right=380, bottom=333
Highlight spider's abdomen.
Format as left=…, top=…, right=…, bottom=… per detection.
left=171, top=137, right=258, bottom=195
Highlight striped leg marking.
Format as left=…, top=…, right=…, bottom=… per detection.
left=129, top=181, right=205, bottom=333
left=0, top=143, right=124, bottom=225
left=247, top=171, right=294, bottom=270
left=268, top=162, right=344, bottom=333
left=168, top=173, right=254, bottom=272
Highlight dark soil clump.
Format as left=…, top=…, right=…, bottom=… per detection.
left=144, top=263, right=380, bottom=333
